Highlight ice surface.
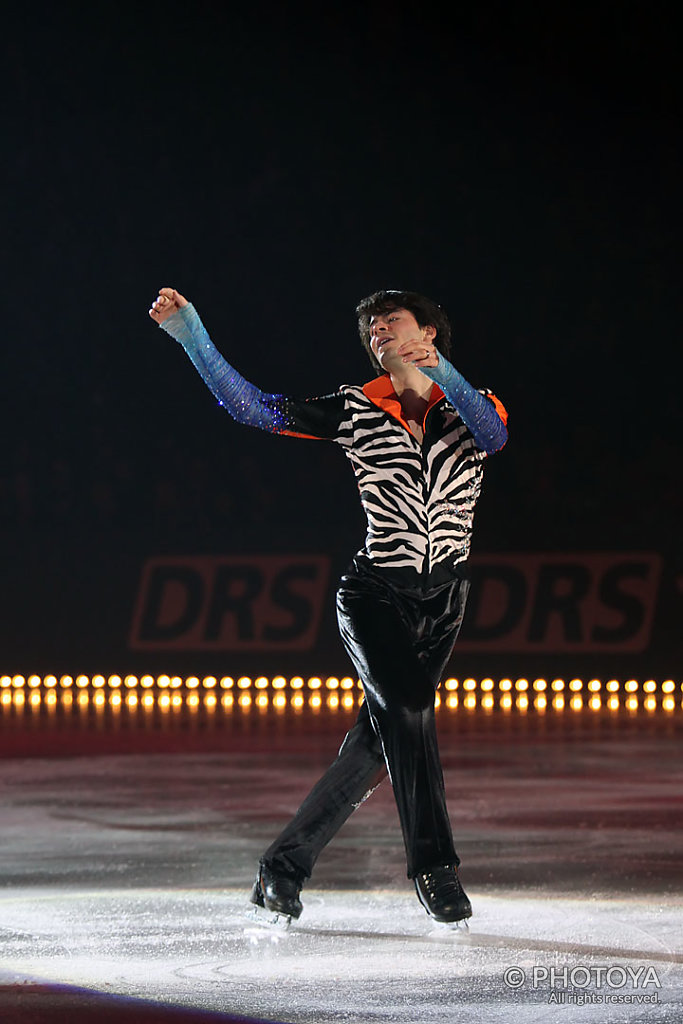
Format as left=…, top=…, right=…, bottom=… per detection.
left=0, top=716, right=681, bottom=1022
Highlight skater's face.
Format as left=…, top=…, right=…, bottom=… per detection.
left=369, top=308, right=435, bottom=372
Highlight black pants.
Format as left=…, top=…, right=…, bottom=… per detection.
left=261, top=560, right=470, bottom=880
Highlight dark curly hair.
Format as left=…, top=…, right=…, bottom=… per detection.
left=356, top=289, right=452, bottom=373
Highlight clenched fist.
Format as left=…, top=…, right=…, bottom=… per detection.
left=148, top=287, right=189, bottom=324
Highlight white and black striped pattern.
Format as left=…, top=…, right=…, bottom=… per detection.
left=333, top=386, right=489, bottom=580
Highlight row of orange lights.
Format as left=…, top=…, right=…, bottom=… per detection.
left=0, top=688, right=680, bottom=714
left=1, top=675, right=681, bottom=693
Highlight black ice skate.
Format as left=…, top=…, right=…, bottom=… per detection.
left=414, top=864, right=472, bottom=925
left=249, top=863, right=304, bottom=924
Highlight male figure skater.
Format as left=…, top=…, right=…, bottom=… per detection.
left=149, top=286, right=507, bottom=924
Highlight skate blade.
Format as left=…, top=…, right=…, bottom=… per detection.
left=431, top=915, right=470, bottom=932
left=245, top=903, right=293, bottom=929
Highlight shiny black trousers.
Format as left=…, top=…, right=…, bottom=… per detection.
left=261, top=562, right=470, bottom=880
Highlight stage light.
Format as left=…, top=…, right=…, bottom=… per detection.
left=1, top=671, right=680, bottom=719
left=203, top=693, right=216, bottom=709
left=187, top=693, right=200, bottom=708
left=239, top=693, right=252, bottom=708
left=570, top=695, right=583, bottom=711
left=292, top=693, right=304, bottom=709
left=552, top=695, right=565, bottom=711
left=534, top=695, right=547, bottom=711
left=446, top=694, right=458, bottom=709
left=500, top=694, right=512, bottom=711
left=222, top=693, right=234, bottom=709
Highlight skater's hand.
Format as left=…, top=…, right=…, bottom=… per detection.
left=148, top=287, right=189, bottom=324
left=397, top=338, right=439, bottom=369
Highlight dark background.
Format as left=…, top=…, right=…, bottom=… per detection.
left=2, top=1, right=680, bottom=673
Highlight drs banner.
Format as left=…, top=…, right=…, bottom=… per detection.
left=130, top=552, right=663, bottom=655
left=130, top=556, right=331, bottom=651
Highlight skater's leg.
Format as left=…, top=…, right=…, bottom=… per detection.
left=336, top=578, right=467, bottom=879
left=260, top=701, right=387, bottom=882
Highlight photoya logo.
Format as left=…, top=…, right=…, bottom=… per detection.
left=130, top=556, right=330, bottom=651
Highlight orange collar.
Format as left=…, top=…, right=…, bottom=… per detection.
left=362, top=374, right=445, bottom=438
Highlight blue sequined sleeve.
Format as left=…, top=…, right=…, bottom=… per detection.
left=159, top=303, right=345, bottom=439
left=420, top=353, right=508, bottom=453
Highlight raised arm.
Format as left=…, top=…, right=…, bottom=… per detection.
left=149, top=287, right=292, bottom=432
left=149, top=288, right=345, bottom=439
left=420, top=352, right=508, bottom=453
left=393, top=327, right=507, bottom=453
